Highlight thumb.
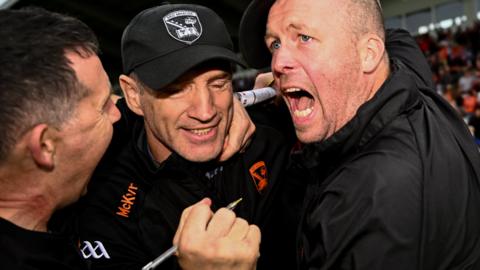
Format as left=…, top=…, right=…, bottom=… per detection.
left=173, top=198, right=212, bottom=246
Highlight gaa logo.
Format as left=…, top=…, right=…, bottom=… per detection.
left=80, top=240, right=111, bottom=259
left=163, top=10, right=202, bottom=44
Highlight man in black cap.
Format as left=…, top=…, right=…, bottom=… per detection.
left=78, top=3, right=289, bottom=270
left=175, top=0, right=480, bottom=270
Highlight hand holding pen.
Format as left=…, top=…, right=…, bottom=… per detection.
left=142, top=198, right=259, bottom=270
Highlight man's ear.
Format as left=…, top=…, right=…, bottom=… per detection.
left=27, top=124, right=56, bottom=171
left=119, top=74, right=145, bottom=116
left=359, top=33, right=386, bottom=74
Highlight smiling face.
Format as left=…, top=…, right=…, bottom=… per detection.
left=138, top=63, right=234, bottom=163
left=266, top=0, right=367, bottom=143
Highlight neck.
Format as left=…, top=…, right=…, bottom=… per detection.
left=0, top=139, right=60, bottom=232
left=0, top=171, right=54, bottom=232
left=0, top=197, right=52, bottom=232
left=144, top=124, right=172, bottom=163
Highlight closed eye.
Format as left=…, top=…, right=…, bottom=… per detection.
left=210, top=79, right=231, bottom=91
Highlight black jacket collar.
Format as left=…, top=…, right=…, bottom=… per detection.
left=297, top=59, right=421, bottom=173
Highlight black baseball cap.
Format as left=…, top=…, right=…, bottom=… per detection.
left=239, top=0, right=275, bottom=69
left=122, top=4, right=244, bottom=90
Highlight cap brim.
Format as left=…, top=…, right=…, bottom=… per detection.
left=135, top=45, right=245, bottom=90
left=239, top=0, right=275, bottom=69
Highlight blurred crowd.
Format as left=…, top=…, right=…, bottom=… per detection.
left=416, top=21, right=480, bottom=143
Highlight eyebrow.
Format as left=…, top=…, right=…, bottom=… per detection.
left=207, top=71, right=231, bottom=83
left=264, top=30, right=275, bottom=42
left=265, top=22, right=307, bottom=40
left=288, top=22, right=304, bottom=30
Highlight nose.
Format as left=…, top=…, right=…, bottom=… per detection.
left=271, top=45, right=296, bottom=78
left=187, top=87, right=216, bottom=122
left=109, top=98, right=121, bottom=124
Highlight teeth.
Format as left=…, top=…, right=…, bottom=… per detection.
left=285, top=88, right=302, bottom=93
left=284, top=87, right=313, bottom=118
left=293, top=107, right=313, bottom=117
left=191, top=128, right=212, bottom=135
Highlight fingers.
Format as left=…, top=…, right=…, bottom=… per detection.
left=220, top=134, right=235, bottom=162
left=242, top=118, right=256, bottom=151
left=245, top=224, right=261, bottom=248
left=215, top=223, right=261, bottom=269
left=253, top=72, right=274, bottom=89
left=253, top=72, right=283, bottom=106
left=226, top=217, right=250, bottom=241
left=219, top=98, right=255, bottom=161
left=206, top=208, right=236, bottom=238
left=232, top=96, right=256, bottom=145
left=174, top=202, right=261, bottom=270
left=244, top=224, right=262, bottom=266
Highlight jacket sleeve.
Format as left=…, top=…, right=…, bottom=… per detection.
left=386, top=28, right=434, bottom=89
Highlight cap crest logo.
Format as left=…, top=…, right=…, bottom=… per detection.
left=163, top=10, right=202, bottom=45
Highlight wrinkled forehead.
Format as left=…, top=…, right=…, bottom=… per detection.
left=267, top=0, right=344, bottom=30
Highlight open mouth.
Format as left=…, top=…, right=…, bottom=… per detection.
left=284, top=88, right=314, bottom=118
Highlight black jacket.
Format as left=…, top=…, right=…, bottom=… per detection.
left=78, top=99, right=289, bottom=269
left=295, top=30, right=480, bottom=270
left=0, top=217, right=88, bottom=270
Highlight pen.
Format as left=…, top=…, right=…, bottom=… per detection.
left=234, top=87, right=276, bottom=107
left=142, top=198, right=243, bottom=270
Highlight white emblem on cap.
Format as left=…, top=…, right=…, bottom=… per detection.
left=163, top=10, right=202, bottom=45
